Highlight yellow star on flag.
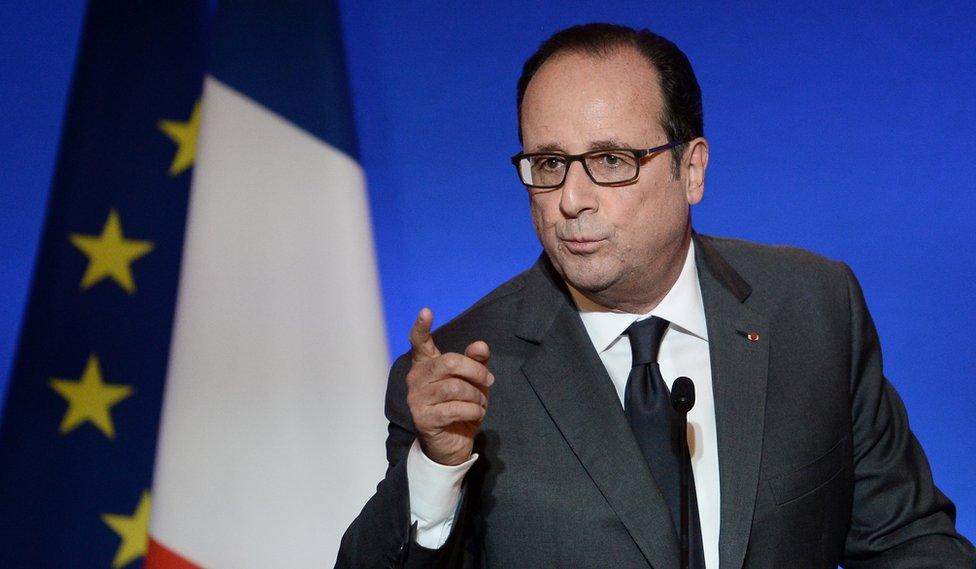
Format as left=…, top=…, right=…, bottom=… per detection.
left=102, top=490, right=151, bottom=568
left=158, top=100, right=201, bottom=176
left=49, top=354, right=133, bottom=439
left=69, top=209, right=154, bottom=295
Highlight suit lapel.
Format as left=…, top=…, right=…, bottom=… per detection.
left=515, top=258, right=680, bottom=569
left=694, top=235, right=769, bottom=569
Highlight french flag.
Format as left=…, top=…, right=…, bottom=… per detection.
left=147, top=3, right=388, bottom=566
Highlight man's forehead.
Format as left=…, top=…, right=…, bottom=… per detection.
left=519, top=49, right=665, bottom=151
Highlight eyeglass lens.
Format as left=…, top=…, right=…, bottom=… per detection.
left=517, top=151, right=639, bottom=187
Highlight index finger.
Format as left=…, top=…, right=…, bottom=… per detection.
left=409, top=307, right=440, bottom=362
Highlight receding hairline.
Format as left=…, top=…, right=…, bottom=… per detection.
left=518, top=45, right=667, bottom=137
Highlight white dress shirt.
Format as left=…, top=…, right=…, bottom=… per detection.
left=407, top=242, right=721, bottom=568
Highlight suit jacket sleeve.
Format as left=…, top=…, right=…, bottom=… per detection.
left=840, top=265, right=975, bottom=568
left=335, top=353, right=472, bottom=569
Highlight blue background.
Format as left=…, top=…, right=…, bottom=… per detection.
left=2, top=0, right=973, bottom=540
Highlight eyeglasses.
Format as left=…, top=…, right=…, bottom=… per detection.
left=510, top=141, right=685, bottom=190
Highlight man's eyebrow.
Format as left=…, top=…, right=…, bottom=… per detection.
left=529, top=143, right=567, bottom=153
left=588, top=139, right=628, bottom=151
left=528, top=139, right=629, bottom=153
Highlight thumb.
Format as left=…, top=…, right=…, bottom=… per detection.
left=409, top=307, right=440, bottom=362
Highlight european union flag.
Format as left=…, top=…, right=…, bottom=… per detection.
left=0, top=2, right=209, bottom=566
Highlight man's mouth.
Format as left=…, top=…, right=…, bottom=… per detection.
left=560, top=237, right=606, bottom=254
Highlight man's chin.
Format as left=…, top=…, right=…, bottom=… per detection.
left=544, top=248, right=614, bottom=286
left=557, top=264, right=616, bottom=295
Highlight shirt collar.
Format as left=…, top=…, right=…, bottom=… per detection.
left=573, top=240, right=708, bottom=353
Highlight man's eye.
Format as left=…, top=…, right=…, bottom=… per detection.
left=535, top=157, right=564, bottom=171
left=597, top=152, right=626, bottom=167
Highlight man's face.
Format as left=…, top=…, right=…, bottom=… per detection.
left=520, top=48, right=703, bottom=310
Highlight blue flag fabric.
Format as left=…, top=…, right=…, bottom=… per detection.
left=209, top=0, right=360, bottom=160
left=0, top=2, right=208, bottom=566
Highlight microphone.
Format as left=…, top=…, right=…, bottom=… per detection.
left=670, top=376, right=695, bottom=569
left=671, top=376, right=695, bottom=413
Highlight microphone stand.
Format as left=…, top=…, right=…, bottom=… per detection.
left=671, top=376, right=695, bottom=569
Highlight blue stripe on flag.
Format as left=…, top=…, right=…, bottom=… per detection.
left=209, top=1, right=360, bottom=160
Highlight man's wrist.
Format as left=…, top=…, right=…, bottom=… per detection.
left=407, top=439, right=477, bottom=526
left=418, top=439, right=475, bottom=467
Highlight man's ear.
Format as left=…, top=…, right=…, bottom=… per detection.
left=683, top=137, right=709, bottom=205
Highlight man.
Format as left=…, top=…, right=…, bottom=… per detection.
left=337, top=23, right=974, bottom=568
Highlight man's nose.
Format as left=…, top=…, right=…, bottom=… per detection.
left=559, top=161, right=599, bottom=218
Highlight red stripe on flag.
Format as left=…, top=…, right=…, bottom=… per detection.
left=145, top=536, right=203, bottom=569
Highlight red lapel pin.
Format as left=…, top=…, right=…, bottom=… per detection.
left=737, top=330, right=761, bottom=342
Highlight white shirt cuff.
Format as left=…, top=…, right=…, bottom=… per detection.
left=406, top=438, right=478, bottom=549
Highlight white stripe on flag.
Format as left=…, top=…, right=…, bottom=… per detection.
left=150, top=76, right=388, bottom=567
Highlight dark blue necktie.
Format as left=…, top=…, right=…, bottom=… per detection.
left=624, top=317, right=705, bottom=569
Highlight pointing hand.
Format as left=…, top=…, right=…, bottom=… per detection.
left=405, top=308, right=493, bottom=466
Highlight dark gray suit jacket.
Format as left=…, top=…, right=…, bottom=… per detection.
left=337, top=234, right=974, bottom=568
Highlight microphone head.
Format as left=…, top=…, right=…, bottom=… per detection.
left=670, top=376, right=696, bottom=414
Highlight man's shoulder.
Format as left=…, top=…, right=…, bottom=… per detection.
left=699, top=233, right=844, bottom=271
left=696, top=233, right=856, bottom=308
left=699, top=233, right=852, bottom=280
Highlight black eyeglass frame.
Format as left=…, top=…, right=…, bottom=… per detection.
left=510, top=140, right=687, bottom=190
